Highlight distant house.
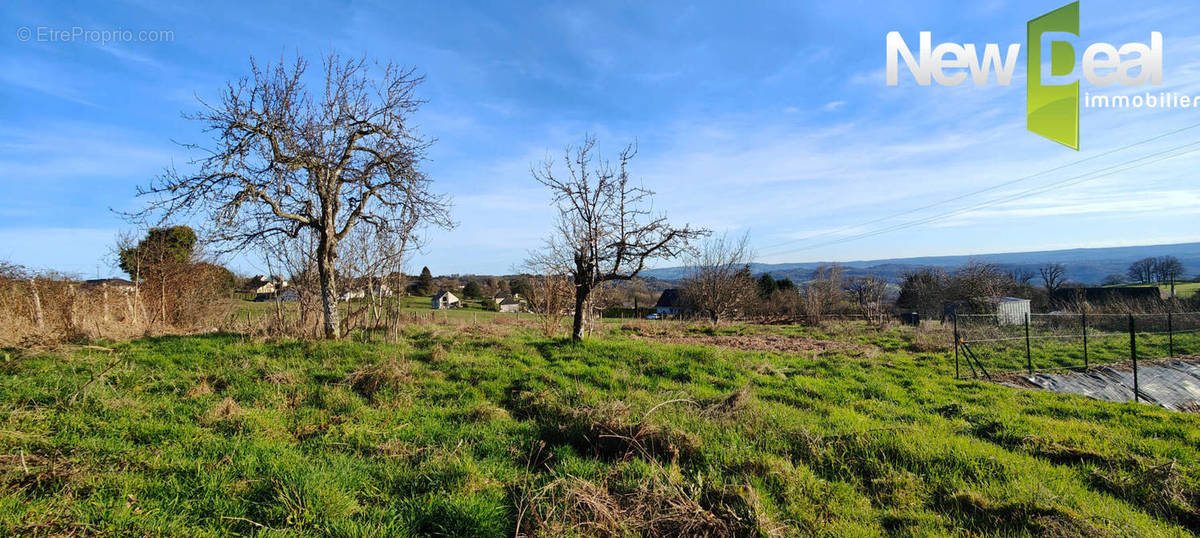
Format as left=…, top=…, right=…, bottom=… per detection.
left=1052, top=286, right=1163, bottom=305
left=339, top=281, right=393, bottom=302
left=655, top=289, right=689, bottom=317
left=497, top=296, right=521, bottom=313
left=944, top=297, right=1031, bottom=326
left=493, top=291, right=520, bottom=305
left=244, top=275, right=287, bottom=296
left=82, top=278, right=137, bottom=294
left=432, top=291, right=461, bottom=309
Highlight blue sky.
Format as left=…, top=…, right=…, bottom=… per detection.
left=2, top=0, right=1199, bottom=277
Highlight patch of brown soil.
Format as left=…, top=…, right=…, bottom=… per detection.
left=636, top=331, right=855, bottom=354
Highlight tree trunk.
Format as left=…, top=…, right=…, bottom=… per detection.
left=571, top=286, right=588, bottom=341
left=317, top=235, right=341, bottom=339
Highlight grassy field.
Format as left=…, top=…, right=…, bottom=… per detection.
left=1108, top=282, right=1200, bottom=299
left=3, top=321, right=1199, bottom=536
left=956, top=314, right=1200, bottom=375
left=230, top=295, right=531, bottom=327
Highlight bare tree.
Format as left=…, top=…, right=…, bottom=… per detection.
left=134, top=53, right=452, bottom=339
left=1155, top=256, right=1184, bottom=283
left=1039, top=263, right=1067, bottom=293
left=1009, top=267, right=1035, bottom=287
left=532, top=135, right=707, bottom=340
left=846, top=275, right=888, bottom=324
left=896, top=267, right=948, bottom=318
left=1127, top=257, right=1156, bottom=284
left=800, top=264, right=845, bottom=324
left=263, top=229, right=321, bottom=336
left=520, top=257, right=575, bottom=338
left=950, top=261, right=1013, bottom=302
left=680, top=232, right=755, bottom=326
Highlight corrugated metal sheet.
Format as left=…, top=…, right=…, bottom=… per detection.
left=1005, top=360, right=1200, bottom=412
left=996, top=297, right=1030, bottom=326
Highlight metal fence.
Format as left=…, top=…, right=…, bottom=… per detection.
left=953, top=312, right=1200, bottom=406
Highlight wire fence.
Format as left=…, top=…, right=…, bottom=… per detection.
left=953, top=312, right=1200, bottom=407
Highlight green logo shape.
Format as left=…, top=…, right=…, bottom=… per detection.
left=1028, top=1, right=1080, bottom=150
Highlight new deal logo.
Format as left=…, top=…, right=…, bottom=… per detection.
left=886, top=1, right=1164, bottom=150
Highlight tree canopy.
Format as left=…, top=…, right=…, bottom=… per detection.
left=118, top=226, right=198, bottom=279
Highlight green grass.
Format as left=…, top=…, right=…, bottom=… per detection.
left=2, top=322, right=1199, bottom=536
left=231, top=294, right=527, bottom=326
left=1107, top=282, right=1200, bottom=299
left=957, top=314, right=1200, bottom=374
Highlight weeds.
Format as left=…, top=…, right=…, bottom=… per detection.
left=0, top=323, right=1197, bottom=536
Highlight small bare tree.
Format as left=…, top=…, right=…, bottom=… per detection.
left=532, top=135, right=707, bottom=340
left=1039, top=263, right=1067, bottom=293
left=846, top=275, right=888, bottom=324
left=520, top=258, right=575, bottom=338
left=680, top=232, right=755, bottom=326
left=134, top=53, right=452, bottom=339
left=1009, top=267, right=1035, bottom=287
left=800, top=264, right=844, bottom=324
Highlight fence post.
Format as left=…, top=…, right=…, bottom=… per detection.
left=1081, top=311, right=1088, bottom=369
left=953, top=314, right=960, bottom=379
left=1168, top=312, right=1174, bottom=358
left=1025, top=312, right=1033, bottom=375
left=1129, top=314, right=1139, bottom=403
left=28, top=278, right=44, bottom=330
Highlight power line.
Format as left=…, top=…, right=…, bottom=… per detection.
left=760, top=139, right=1200, bottom=259
left=757, top=121, right=1200, bottom=254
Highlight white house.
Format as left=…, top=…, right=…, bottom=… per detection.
left=432, top=291, right=461, bottom=309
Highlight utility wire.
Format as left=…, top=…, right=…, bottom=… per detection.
left=757, top=121, right=1200, bottom=254
left=761, top=139, right=1200, bottom=259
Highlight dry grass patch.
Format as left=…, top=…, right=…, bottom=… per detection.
left=519, top=473, right=759, bottom=537
left=187, top=378, right=214, bottom=398
left=264, top=370, right=300, bottom=385
left=625, top=324, right=861, bottom=354
left=207, top=396, right=244, bottom=421
left=346, top=358, right=412, bottom=400
left=506, top=389, right=701, bottom=465
left=703, top=387, right=753, bottom=418
left=464, top=402, right=510, bottom=423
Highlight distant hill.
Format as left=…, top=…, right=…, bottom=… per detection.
left=641, top=242, right=1200, bottom=285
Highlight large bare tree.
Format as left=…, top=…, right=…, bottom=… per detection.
left=1039, top=263, right=1067, bottom=293
left=1127, top=257, right=1156, bottom=285
left=531, top=135, right=706, bottom=340
left=680, top=232, right=755, bottom=326
left=135, top=54, right=452, bottom=338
